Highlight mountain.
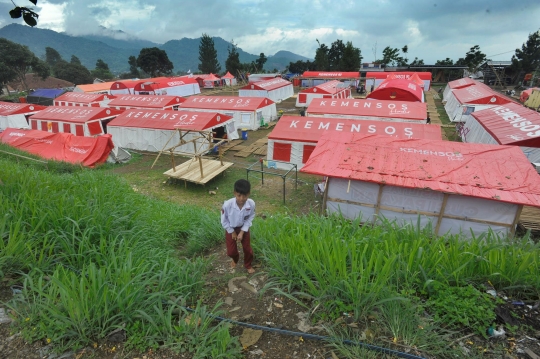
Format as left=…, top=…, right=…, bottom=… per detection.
left=0, top=24, right=311, bottom=74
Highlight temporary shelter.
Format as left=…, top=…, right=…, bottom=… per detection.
left=133, top=77, right=201, bottom=97
left=239, top=78, right=294, bottom=102
left=301, top=132, right=540, bottom=238
left=295, top=80, right=352, bottom=107
left=107, top=95, right=185, bottom=110
left=461, top=102, right=540, bottom=164
left=28, top=106, right=123, bottom=137
left=222, top=72, right=237, bottom=86
left=179, top=96, right=277, bottom=131
left=196, top=74, right=221, bottom=89
left=0, top=128, right=114, bottom=167
left=301, top=71, right=360, bottom=87
left=306, top=98, right=428, bottom=123
left=107, top=109, right=236, bottom=153
left=365, top=72, right=432, bottom=90
left=366, top=79, right=424, bottom=102
left=248, top=73, right=280, bottom=83
left=0, top=102, right=46, bottom=131
left=26, top=88, right=66, bottom=106
left=74, top=81, right=117, bottom=94
left=524, top=89, right=540, bottom=110
left=267, top=116, right=442, bottom=170
left=444, top=84, right=514, bottom=123
left=383, top=73, right=424, bottom=89
left=442, top=77, right=478, bottom=102
left=109, top=79, right=141, bottom=95
left=53, top=92, right=113, bottom=107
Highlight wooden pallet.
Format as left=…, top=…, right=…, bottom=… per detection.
left=253, top=145, right=267, bottom=156
left=519, top=206, right=540, bottom=231
left=235, top=144, right=261, bottom=157
left=164, top=158, right=233, bottom=184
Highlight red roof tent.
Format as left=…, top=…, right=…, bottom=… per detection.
left=452, top=85, right=515, bottom=105
left=133, top=76, right=200, bottom=96
left=0, top=102, right=46, bottom=116
left=107, top=95, right=185, bottom=110
left=0, top=128, right=113, bottom=167
left=239, top=78, right=292, bottom=91
left=299, top=80, right=344, bottom=95
left=28, top=106, right=123, bottom=136
left=301, top=132, right=540, bottom=207
left=366, top=71, right=432, bottom=90
left=470, top=102, right=540, bottom=146
left=180, top=96, right=275, bottom=111
left=107, top=109, right=232, bottom=131
left=302, top=71, right=360, bottom=78
left=447, top=77, right=477, bottom=90
left=109, top=79, right=142, bottom=95
left=53, top=92, right=113, bottom=107
left=367, top=79, right=424, bottom=102
left=222, top=72, right=235, bottom=79
left=307, top=98, right=427, bottom=122
left=269, top=116, right=442, bottom=143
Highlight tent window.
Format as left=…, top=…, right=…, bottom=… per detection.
left=51, top=122, right=59, bottom=133
left=87, top=121, right=103, bottom=136
left=298, top=94, right=307, bottom=103
left=75, top=125, right=84, bottom=136
left=63, top=123, right=71, bottom=133
left=273, top=142, right=291, bottom=162
left=302, top=144, right=316, bottom=163
left=40, top=121, right=48, bottom=131
left=241, top=113, right=251, bottom=124
left=323, top=95, right=332, bottom=98
left=31, top=120, right=38, bottom=130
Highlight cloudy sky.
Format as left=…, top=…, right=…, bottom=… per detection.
left=1, top=0, right=539, bottom=64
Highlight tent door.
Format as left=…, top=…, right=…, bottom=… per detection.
left=298, top=94, right=307, bottom=104
left=273, top=142, right=291, bottom=162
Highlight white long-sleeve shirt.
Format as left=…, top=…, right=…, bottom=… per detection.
left=221, top=198, right=256, bottom=233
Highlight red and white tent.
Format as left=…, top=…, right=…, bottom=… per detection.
left=197, top=73, right=221, bottom=89
left=134, top=77, right=201, bottom=97
left=301, top=132, right=540, bottom=238
left=442, top=77, right=478, bottom=102
left=107, top=110, right=235, bottom=153
left=28, top=106, right=123, bottom=137
left=301, top=71, right=360, bottom=87
left=295, top=80, right=352, bottom=107
left=179, top=96, right=277, bottom=130
left=0, top=102, right=46, bottom=130
left=462, top=102, right=540, bottom=164
left=267, top=116, right=442, bottom=169
left=444, top=83, right=514, bottom=123
left=365, top=72, right=432, bottom=90
left=366, top=79, right=424, bottom=102
left=109, top=79, right=141, bottom=95
left=306, top=98, right=428, bottom=123
left=239, top=78, right=294, bottom=102
left=0, top=128, right=114, bottom=167
left=248, top=73, right=280, bottom=83
left=222, top=72, right=237, bottom=86
left=107, top=95, right=185, bottom=110
left=53, top=92, right=114, bottom=107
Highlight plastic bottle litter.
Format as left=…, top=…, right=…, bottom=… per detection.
left=487, top=326, right=506, bottom=338
left=486, top=289, right=497, bottom=297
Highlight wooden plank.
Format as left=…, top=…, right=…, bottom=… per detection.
left=230, top=145, right=247, bottom=151
left=519, top=205, right=540, bottom=231
left=253, top=145, right=267, bottom=155
left=234, top=150, right=253, bottom=157
left=164, top=159, right=233, bottom=184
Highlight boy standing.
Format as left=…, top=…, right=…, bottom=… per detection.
left=221, top=179, right=256, bottom=274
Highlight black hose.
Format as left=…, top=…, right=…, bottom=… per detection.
left=183, top=306, right=426, bottom=359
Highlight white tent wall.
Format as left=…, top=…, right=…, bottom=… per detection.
left=444, top=95, right=461, bottom=121
left=136, top=84, right=201, bottom=97
left=224, top=78, right=237, bottom=86
left=110, top=89, right=132, bottom=95
left=462, top=116, right=540, bottom=163
left=325, top=177, right=518, bottom=238
left=239, top=85, right=294, bottom=103
left=307, top=113, right=426, bottom=124
left=0, top=114, right=30, bottom=130
left=449, top=104, right=494, bottom=123
left=238, top=89, right=268, bottom=98
left=180, top=105, right=277, bottom=131
left=107, top=127, right=211, bottom=154
left=442, top=84, right=452, bottom=102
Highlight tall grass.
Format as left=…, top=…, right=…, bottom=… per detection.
left=0, top=157, right=238, bottom=356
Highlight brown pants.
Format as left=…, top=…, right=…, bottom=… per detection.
left=225, top=227, right=253, bottom=269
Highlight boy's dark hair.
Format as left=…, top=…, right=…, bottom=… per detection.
left=234, top=179, right=251, bottom=195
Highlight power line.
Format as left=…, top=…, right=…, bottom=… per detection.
left=486, top=50, right=515, bottom=58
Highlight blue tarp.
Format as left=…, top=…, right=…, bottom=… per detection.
left=29, top=88, right=65, bottom=98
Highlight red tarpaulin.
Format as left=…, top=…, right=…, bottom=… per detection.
left=366, top=79, right=424, bottom=102
left=0, top=128, right=113, bottom=167
left=470, top=102, right=540, bottom=146
left=302, top=71, right=360, bottom=78
left=447, top=77, right=477, bottom=90
left=270, top=116, right=442, bottom=143
left=301, top=132, right=540, bottom=207
left=107, top=95, right=185, bottom=110
left=307, top=98, right=427, bottom=121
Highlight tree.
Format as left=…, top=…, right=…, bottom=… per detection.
left=314, top=39, right=329, bottom=71
left=435, top=58, right=454, bottom=66
left=378, top=46, right=408, bottom=67
left=328, top=40, right=345, bottom=70
left=8, top=0, right=39, bottom=27
left=0, top=38, right=49, bottom=91
left=225, top=41, right=242, bottom=77
left=511, top=30, right=540, bottom=74
left=198, top=34, right=221, bottom=74
left=54, top=61, right=92, bottom=85
left=287, top=60, right=314, bottom=73
left=45, top=47, right=63, bottom=69
left=137, top=47, right=173, bottom=77
left=255, top=53, right=267, bottom=72
left=127, top=55, right=140, bottom=78
left=70, top=55, right=82, bottom=65
left=92, top=59, right=114, bottom=80
left=463, top=45, right=486, bottom=72
left=340, top=41, right=362, bottom=71
left=409, top=57, right=425, bottom=66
